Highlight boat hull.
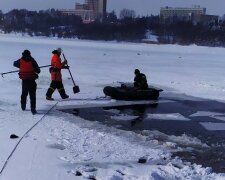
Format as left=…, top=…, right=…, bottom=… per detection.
left=103, top=86, right=162, bottom=100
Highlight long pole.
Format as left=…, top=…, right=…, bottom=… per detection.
left=1, top=65, right=51, bottom=77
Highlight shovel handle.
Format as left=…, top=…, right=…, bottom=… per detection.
left=62, top=53, right=77, bottom=86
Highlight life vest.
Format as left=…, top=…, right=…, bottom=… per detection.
left=51, top=54, right=65, bottom=81
left=19, top=59, right=37, bottom=80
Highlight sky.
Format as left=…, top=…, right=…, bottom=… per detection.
left=0, top=0, right=224, bottom=16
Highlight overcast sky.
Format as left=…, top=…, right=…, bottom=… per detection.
left=0, top=0, right=224, bottom=16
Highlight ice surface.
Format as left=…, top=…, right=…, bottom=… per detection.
left=201, top=122, right=225, bottom=131
left=147, top=113, right=190, bottom=121
left=0, top=34, right=224, bottom=179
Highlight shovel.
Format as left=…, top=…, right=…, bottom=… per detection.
left=62, top=53, right=80, bottom=94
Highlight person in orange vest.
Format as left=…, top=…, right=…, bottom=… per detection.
left=13, top=50, right=40, bottom=115
left=46, top=48, right=69, bottom=100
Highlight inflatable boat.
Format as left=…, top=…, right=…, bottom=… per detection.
left=103, top=85, right=163, bottom=101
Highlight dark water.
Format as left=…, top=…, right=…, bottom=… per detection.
left=59, top=97, right=225, bottom=173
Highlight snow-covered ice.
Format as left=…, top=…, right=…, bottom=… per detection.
left=201, top=122, right=225, bottom=131
left=110, top=114, right=139, bottom=121
left=190, top=111, right=225, bottom=122
left=0, top=34, right=224, bottom=179
left=147, top=113, right=190, bottom=121
left=190, top=111, right=225, bottom=117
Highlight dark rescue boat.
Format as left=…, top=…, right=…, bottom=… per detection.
left=103, top=85, right=163, bottom=101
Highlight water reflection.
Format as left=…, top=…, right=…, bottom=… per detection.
left=103, top=103, right=158, bottom=127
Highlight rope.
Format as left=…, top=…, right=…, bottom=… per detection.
left=0, top=102, right=58, bottom=176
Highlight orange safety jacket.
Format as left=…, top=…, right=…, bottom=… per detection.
left=19, top=59, right=37, bottom=80
left=51, top=54, right=66, bottom=81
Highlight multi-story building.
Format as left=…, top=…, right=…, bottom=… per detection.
left=75, top=3, right=88, bottom=10
left=59, top=0, right=107, bottom=23
left=97, top=0, right=107, bottom=20
left=160, top=5, right=206, bottom=21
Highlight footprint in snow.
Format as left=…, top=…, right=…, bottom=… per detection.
left=83, top=166, right=98, bottom=172
left=48, top=143, right=66, bottom=150
left=58, top=156, right=70, bottom=162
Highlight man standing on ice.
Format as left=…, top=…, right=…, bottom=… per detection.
left=13, top=49, right=40, bottom=115
left=46, top=48, right=69, bottom=100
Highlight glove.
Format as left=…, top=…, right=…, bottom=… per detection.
left=49, top=67, right=53, bottom=73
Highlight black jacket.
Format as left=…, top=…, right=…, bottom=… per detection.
left=134, top=73, right=148, bottom=89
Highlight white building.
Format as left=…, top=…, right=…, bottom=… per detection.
left=160, top=5, right=206, bottom=21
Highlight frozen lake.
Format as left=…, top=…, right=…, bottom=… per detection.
left=0, top=34, right=225, bottom=179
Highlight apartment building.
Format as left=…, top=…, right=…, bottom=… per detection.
left=59, top=0, right=107, bottom=23
left=160, top=5, right=206, bottom=21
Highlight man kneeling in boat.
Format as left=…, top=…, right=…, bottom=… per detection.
left=134, top=69, right=148, bottom=90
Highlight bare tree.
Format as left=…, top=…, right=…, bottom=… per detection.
left=120, top=8, right=136, bottom=19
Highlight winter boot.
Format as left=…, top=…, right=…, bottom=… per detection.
left=21, top=97, right=27, bottom=111
left=46, top=87, right=55, bottom=100
left=31, top=108, right=37, bottom=115
left=62, top=94, right=69, bottom=99
left=46, top=96, right=54, bottom=101
left=21, top=104, right=26, bottom=111
left=59, top=88, right=69, bottom=99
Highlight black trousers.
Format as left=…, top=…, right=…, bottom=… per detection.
left=21, top=80, right=37, bottom=110
left=46, top=81, right=67, bottom=98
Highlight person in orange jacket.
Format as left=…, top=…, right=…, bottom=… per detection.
left=46, top=48, right=69, bottom=100
left=13, top=50, right=40, bottom=115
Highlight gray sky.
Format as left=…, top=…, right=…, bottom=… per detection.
left=0, top=0, right=224, bottom=16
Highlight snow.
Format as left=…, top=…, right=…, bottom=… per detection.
left=111, top=114, right=139, bottom=121
left=147, top=113, right=190, bottom=121
left=144, top=30, right=158, bottom=42
left=0, top=34, right=224, bottom=179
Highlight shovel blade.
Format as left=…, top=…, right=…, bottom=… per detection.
left=73, top=86, right=80, bottom=94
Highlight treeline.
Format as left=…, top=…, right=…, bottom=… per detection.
left=0, top=9, right=82, bottom=38
left=0, top=9, right=147, bottom=41
left=0, top=9, right=225, bottom=46
left=158, top=20, right=225, bottom=46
